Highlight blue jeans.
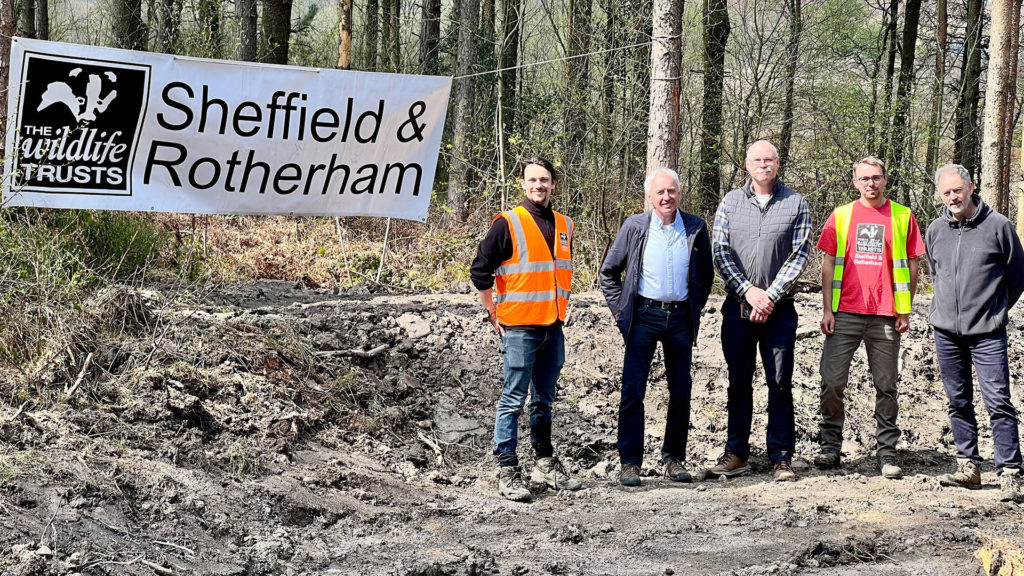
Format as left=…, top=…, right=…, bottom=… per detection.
left=934, top=328, right=1022, bottom=472
left=493, top=326, right=564, bottom=467
left=618, top=305, right=694, bottom=465
left=721, top=298, right=797, bottom=464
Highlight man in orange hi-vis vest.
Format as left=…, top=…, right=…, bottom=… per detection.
left=471, top=157, right=581, bottom=502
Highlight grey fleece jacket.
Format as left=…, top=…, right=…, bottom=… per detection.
left=925, top=195, right=1024, bottom=336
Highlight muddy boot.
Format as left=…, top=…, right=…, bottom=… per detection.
left=772, top=460, right=797, bottom=482
left=708, top=451, right=750, bottom=479
left=999, top=468, right=1023, bottom=503
left=619, top=463, right=641, bottom=487
left=813, top=448, right=841, bottom=470
left=497, top=466, right=532, bottom=502
left=664, top=459, right=692, bottom=483
left=531, top=456, right=582, bottom=491
left=938, top=460, right=981, bottom=489
left=878, top=455, right=903, bottom=480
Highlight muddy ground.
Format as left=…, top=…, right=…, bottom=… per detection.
left=2, top=282, right=1023, bottom=576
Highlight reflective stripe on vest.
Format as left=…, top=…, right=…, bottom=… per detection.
left=831, top=200, right=912, bottom=314
left=493, top=206, right=574, bottom=326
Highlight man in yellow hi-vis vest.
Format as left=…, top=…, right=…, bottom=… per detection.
left=814, top=156, right=925, bottom=479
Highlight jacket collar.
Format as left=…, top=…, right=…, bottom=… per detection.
left=742, top=177, right=784, bottom=200
left=943, top=193, right=988, bottom=228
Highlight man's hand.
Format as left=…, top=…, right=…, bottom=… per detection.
left=750, top=309, right=769, bottom=323
left=744, top=286, right=775, bottom=316
left=895, top=314, right=910, bottom=333
left=486, top=309, right=506, bottom=336
left=479, top=289, right=505, bottom=336
left=820, top=309, right=835, bottom=335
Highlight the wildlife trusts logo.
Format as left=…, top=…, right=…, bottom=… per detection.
left=559, top=232, right=568, bottom=247
left=12, top=51, right=150, bottom=195
left=856, top=223, right=884, bottom=255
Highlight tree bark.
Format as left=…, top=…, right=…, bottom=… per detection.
left=925, top=0, right=947, bottom=183
left=33, top=0, right=46, bottom=39
left=0, top=0, right=15, bottom=159
left=381, top=0, right=399, bottom=72
left=954, top=0, right=984, bottom=178
left=877, top=0, right=899, bottom=161
left=18, top=0, right=35, bottom=38
left=195, top=0, right=222, bottom=57
left=646, top=0, right=682, bottom=175
left=498, top=0, right=521, bottom=132
left=261, top=0, right=292, bottom=64
left=447, top=0, right=480, bottom=221
left=157, top=0, right=181, bottom=54
left=699, top=0, right=730, bottom=214
left=364, top=0, right=378, bottom=69
left=419, top=0, right=442, bottom=74
left=777, top=0, right=801, bottom=172
left=1000, top=0, right=1022, bottom=210
left=981, top=0, right=1015, bottom=212
left=111, top=0, right=147, bottom=51
left=338, top=0, right=353, bottom=68
left=566, top=0, right=593, bottom=177
left=236, top=0, right=258, bottom=61
left=887, top=0, right=921, bottom=205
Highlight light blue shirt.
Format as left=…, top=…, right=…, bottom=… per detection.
left=638, top=210, right=690, bottom=302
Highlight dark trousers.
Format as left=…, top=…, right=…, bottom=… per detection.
left=934, top=328, right=1022, bottom=472
left=618, top=304, right=694, bottom=465
left=721, top=298, right=797, bottom=464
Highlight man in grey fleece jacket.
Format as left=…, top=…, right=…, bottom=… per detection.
left=926, top=163, right=1024, bottom=502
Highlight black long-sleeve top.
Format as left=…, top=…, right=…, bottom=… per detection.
left=471, top=199, right=557, bottom=290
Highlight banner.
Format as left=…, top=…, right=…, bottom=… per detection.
left=2, top=39, right=451, bottom=222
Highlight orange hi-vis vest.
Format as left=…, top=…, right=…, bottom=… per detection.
left=493, top=205, right=574, bottom=326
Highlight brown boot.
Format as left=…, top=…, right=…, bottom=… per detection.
left=772, top=460, right=797, bottom=482
left=937, top=460, right=981, bottom=489
left=709, top=451, right=750, bottom=479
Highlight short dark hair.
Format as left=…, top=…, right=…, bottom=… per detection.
left=520, top=157, right=558, bottom=182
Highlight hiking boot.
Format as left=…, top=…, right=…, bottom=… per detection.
left=531, top=457, right=582, bottom=491
left=619, top=463, right=642, bottom=487
left=772, top=460, right=797, bottom=482
left=497, top=466, right=532, bottom=502
left=709, top=451, right=750, bottom=479
left=938, top=460, right=981, bottom=489
left=813, top=448, right=841, bottom=469
left=999, top=468, right=1023, bottom=503
left=664, top=459, right=692, bottom=483
left=879, top=455, right=903, bottom=479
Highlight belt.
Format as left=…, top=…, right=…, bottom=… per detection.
left=636, top=295, right=688, bottom=311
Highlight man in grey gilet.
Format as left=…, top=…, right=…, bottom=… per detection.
left=709, top=139, right=812, bottom=481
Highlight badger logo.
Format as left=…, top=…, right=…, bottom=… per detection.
left=856, top=223, right=885, bottom=255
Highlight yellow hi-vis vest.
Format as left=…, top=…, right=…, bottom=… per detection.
left=832, top=200, right=913, bottom=314
left=492, top=206, right=574, bottom=326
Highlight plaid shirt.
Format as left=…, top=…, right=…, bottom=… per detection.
left=712, top=194, right=812, bottom=302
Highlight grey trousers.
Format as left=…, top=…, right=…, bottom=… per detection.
left=819, top=311, right=901, bottom=457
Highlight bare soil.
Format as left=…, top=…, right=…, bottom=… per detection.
left=2, top=282, right=1023, bottom=575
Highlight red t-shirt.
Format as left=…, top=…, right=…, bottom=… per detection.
left=817, top=200, right=925, bottom=316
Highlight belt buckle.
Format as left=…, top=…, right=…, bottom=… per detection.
left=659, top=300, right=672, bottom=310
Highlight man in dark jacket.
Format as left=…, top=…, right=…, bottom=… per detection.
left=710, top=139, right=811, bottom=481
left=599, top=167, right=713, bottom=486
left=926, top=163, right=1024, bottom=503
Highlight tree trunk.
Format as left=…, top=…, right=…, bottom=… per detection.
left=111, top=0, right=147, bottom=51
left=955, top=0, right=983, bottom=178
left=195, top=0, right=222, bottom=57
left=0, top=0, right=15, bottom=159
left=777, top=0, right=801, bottom=172
left=1000, top=0, right=1022, bottom=210
left=157, top=0, right=181, bottom=54
left=18, top=0, right=35, bottom=38
left=646, top=0, right=682, bottom=174
left=419, top=0, right=441, bottom=74
left=877, top=0, right=899, bottom=161
left=381, top=0, right=399, bottom=72
left=364, top=0, right=378, bottom=69
left=261, top=0, right=292, bottom=64
left=925, top=0, right=947, bottom=183
left=981, top=0, right=1015, bottom=212
left=236, top=0, right=258, bottom=61
left=699, top=0, right=730, bottom=214
left=887, top=0, right=921, bottom=205
left=447, top=0, right=480, bottom=222
left=566, top=0, right=593, bottom=182
left=338, top=0, right=352, bottom=68
left=498, top=0, right=521, bottom=132
left=33, top=0, right=45, bottom=39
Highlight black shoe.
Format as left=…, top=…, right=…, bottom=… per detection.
left=664, top=459, right=692, bottom=483
left=814, top=448, right=841, bottom=469
left=619, top=463, right=641, bottom=487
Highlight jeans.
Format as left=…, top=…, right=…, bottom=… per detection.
left=819, top=312, right=901, bottom=457
left=493, top=326, right=564, bottom=467
left=934, top=328, right=1022, bottom=472
left=721, top=298, right=798, bottom=464
left=618, top=304, right=694, bottom=466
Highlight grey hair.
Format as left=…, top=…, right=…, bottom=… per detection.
left=853, top=155, right=886, bottom=177
left=644, top=167, right=682, bottom=195
left=934, top=163, right=973, bottom=189
left=746, top=139, right=779, bottom=161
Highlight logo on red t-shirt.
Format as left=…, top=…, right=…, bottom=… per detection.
left=856, top=224, right=884, bottom=255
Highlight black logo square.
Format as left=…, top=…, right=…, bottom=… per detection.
left=856, top=223, right=885, bottom=255
left=559, top=232, right=568, bottom=247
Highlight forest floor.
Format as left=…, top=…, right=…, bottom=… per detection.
left=2, top=282, right=1023, bottom=575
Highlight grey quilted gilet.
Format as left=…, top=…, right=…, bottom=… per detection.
left=721, top=179, right=804, bottom=295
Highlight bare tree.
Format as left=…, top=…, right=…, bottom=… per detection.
left=0, top=0, right=14, bottom=158
left=646, top=0, right=683, bottom=175
left=364, top=0, right=379, bottom=69
left=887, top=0, right=921, bottom=205
left=498, top=0, right=521, bottom=132
left=566, top=0, right=593, bottom=181
left=111, top=0, right=147, bottom=51
left=236, top=0, right=258, bottom=61
left=447, top=0, right=480, bottom=221
left=381, top=0, right=400, bottom=72
left=261, top=0, right=292, bottom=64
left=1000, top=0, right=1022, bottom=210
left=699, top=0, right=730, bottom=214
left=925, top=0, right=947, bottom=181
left=954, top=0, right=983, bottom=178
left=18, top=0, right=35, bottom=38
left=778, top=0, right=801, bottom=171
left=338, top=0, right=353, bottom=69
left=420, top=0, right=442, bottom=74
left=33, top=0, right=46, bottom=40
left=156, top=0, right=181, bottom=54
left=981, top=0, right=1015, bottom=212
left=878, top=0, right=899, bottom=160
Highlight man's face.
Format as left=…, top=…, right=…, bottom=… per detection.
left=646, top=173, right=681, bottom=221
left=937, top=171, right=975, bottom=220
left=853, top=163, right=887, bottom=202
left=745, top=142, right=779, bottom=187
left=521, top=164, right=555, bottom=205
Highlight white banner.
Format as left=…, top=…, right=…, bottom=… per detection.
left=2, top=39, right=451, bottom=222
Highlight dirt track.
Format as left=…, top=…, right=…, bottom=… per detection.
left=2, top=283, right=1023, bottom=575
